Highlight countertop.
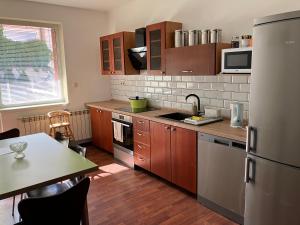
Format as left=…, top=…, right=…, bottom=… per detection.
left=86, top=100, right=247, bottom=143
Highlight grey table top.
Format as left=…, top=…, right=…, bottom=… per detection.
left=0, top=133, right=98, bottom=200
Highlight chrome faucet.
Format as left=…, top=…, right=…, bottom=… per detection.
left=185, top=94, right=202, bottom=115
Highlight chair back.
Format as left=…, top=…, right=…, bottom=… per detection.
left=48, top=110, right=71, bottom=126
left=18, top=177, right=90, bottom=225
left=0, top=128, right=20, bottom=140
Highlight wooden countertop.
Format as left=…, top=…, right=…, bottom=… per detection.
left=86, top=100, right=247, bottom=143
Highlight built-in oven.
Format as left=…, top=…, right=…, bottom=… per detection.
left=221, top=47, right=252, bottom=73
left=112, top=112, right=134, bottom=168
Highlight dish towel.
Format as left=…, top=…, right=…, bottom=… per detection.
left=113, top=122, right=124, bottom=143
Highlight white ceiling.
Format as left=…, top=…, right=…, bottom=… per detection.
left=22, top=0, right=133, bottom=12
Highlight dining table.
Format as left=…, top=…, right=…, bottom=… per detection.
left=0, top=132, right=98, bottom=225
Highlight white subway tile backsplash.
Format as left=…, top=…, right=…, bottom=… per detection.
left=232, top=92, right=248, bottom=101
left=224, top=83, right=239, bottom=92
left=232, top=75, right=248, bottom=83
left=111, top=75, right=250, bottom=118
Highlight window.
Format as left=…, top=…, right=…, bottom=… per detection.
left=0, top=19, right=68, bottom=110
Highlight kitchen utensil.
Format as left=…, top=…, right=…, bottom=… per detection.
left=9, top=141, right=28, bottom=159
left=182, top=30, right=189, bottom=46
left=240, top=35, right=252, bottom=47
left=129, top=96, right=147, bottom=109
left=188, top=30, right=200, bottom=46
left=210, top=29, right=222, bottom=43
left=230, top=102, right=244, bottom=127
left=201, top=29, right=210, bottom=44
left=175, top=30, right=183, bottom=47
left=231, top=36, right=240, bottom=48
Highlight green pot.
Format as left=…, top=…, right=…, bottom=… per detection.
left=129, top=97, right=147, bottom=109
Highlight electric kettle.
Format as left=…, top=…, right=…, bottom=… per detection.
left=230, top=102, right=244, bottom=127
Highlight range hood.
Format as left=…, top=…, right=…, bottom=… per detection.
left=128, top=28, right=147, bottom=70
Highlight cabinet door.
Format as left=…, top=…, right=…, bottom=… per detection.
left=146, top=22, right=166, bottom=75
left=98, top=109, right=113, bottom=153
left=100, top=36, right=112, bottom=75
left=171, top=126, right=197, bottom=193
left=90, top=107, right=101, bottom=147
left=111, top=33, right=124, bottom=75
left=150, top=121, right=171, bottom=181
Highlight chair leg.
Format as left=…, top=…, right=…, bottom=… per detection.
left=66, top=125, right=75, bottom=141
left=12, top=196, right=15, bottom=217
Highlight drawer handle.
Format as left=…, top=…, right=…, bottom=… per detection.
left=138, top=156, right=145, bottom=161
left=137, top=121, right=145, bottom=124
left=137, top=132, right=142, bottom=136
left=181, top=70, right=193, bottom=73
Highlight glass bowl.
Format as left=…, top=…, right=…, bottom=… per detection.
left=9, top=142, right=28, bottom=159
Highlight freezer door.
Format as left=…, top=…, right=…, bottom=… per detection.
left=245, top=155, right=300, bottom=225
left=249, top=18, right=300, bottom=167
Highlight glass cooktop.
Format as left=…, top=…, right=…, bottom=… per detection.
left=116, top=107, right=159, bottom=113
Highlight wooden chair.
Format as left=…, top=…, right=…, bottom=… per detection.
left=48, top=110, right=75, bottom=141
left=15, top=177, right=90, bottom=225
left=0, top=128, right=21, bottom=217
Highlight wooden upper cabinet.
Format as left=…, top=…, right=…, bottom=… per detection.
left=150, top=121, right=172, bottom=181
left=146, top=21, right=182, bottom=75
left=90, top=107, right=113, bottom=153
left=100, top=32, right=138, bottom=75
left=171, top=127, right=197, bottom=193
left=166, top=43, right=231, bottom=75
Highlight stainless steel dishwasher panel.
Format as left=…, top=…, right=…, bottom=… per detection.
left=197, top=132, right=246, bottom=224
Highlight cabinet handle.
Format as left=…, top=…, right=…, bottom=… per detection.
left=137, top=121, right=145, bottom=124
left=160, top=71, right=165, bottom=75
left=137, top=156, right=144, bottom=161
left=99, top=110, right=102, bottom=113
left=137, top=132, right=142, bottom=136
left=181, top=70, right=193, bottom=73
left=137, top=144, right=142, bottom=149
left=171, top=127, right=176, bottom=132
left=164, top=126, right=170, bottom=130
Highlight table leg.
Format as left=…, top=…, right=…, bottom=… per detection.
left=82, top=200, right=89, bottom=225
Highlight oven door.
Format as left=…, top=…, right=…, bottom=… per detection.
left=112, top=119, right=133, bottom=151
left=222, top=48, right=252, bottom=73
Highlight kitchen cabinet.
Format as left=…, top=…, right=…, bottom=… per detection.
left=100, top=32, right=138, bottom=75
left=150, top=122, right=172, bottom=181
left=166, top=43, right=231, bottom=75
left=146, top=21, right=182, bottom=75
left=150, top=121, right=197, bottom=193
left=90, top=107, right=113, bottom=153
left=133, top=117, right=151, bottom=170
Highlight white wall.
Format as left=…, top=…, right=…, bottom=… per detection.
left=0, top=0, right=111, bottom=130
left=109, top=0, right=300, bottom=41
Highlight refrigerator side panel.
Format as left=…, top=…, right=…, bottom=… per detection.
left=249, top=18, right=300, bottom=167
left=245, top=155, right=300, bottom=225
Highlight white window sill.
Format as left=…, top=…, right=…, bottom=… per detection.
left=0, top=101, right=69, bottom=112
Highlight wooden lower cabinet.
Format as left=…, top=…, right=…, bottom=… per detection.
left=150, top=122, right=172, bottom=181
left=171, top=126, right=197, bottom=193
left=150, top=121, right=197, bottom=193
left=90, top=107, right=113, bottom=153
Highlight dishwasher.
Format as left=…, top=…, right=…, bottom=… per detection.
left=197, top=132, right=246, bottom=225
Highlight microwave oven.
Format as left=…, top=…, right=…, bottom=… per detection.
left=221, top=47, right=252, bottom=73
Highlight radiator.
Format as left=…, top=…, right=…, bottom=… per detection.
left=18, top=109, right=92, bottom=143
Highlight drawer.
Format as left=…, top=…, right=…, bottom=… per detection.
left=134, top=153, right=150, bottom=171
left=134, top=130, right=150, bottom=145
left=134, top=142, right=150, bottom=158
left=133, top=117, right=150, bottom=132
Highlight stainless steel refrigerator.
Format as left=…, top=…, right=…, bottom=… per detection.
left=245, top=11, right=300, bottom=225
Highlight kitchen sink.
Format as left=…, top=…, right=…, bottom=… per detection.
left=158, top=112, right=192, bottom=121
left=158, top=112, right=223, bottom=126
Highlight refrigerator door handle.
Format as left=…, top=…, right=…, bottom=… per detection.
left=245, top=157, right=255, bottom=183
left=246, top=126, right=257, bottom=153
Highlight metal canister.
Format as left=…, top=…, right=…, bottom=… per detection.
left=188, top=30, right=199, bottom=46
left=201, top=29, right=210, bottom=44
left=182, top=30, right=189, bottom=46
left=210, top=29, right=222, bottom=43
left=175, top=30, right=183, bottom=48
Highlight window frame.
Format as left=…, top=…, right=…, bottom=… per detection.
left=0, top=18, right=69, bottom=111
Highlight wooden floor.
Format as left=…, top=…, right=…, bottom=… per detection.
left=0, top=145, right=237, bottom=225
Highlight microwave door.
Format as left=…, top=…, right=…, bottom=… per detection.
left=222, top=49, right=252, bottom=73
